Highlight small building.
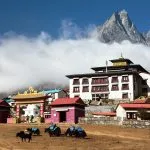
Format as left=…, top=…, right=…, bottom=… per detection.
left=0, top=100, right=10, bottom=123
left=49, top=97, right=85, bottom=123
left=116, top=98, right=150, bottom=120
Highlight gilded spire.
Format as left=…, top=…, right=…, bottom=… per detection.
left=120, top=52, right=124, bottom=59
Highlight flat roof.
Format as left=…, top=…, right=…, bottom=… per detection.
left=91, top=64, right=149, bottom=73
left=66, top=70, right=139, bottom=78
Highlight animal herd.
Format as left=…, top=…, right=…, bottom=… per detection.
left=16, top=124, right=87, bottom=142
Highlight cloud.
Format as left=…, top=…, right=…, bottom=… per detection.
left=0, top=21, right=150, bottom=93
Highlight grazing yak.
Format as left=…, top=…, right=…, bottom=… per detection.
left=27, top=128, right=40, bottom=136
left=45, top=124, right=61, bottom=137
left=65, top=126, right=87, bottom=138
left=16, top=131, right=32, bottom=142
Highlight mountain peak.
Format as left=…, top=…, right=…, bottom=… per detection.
left=97, top=10, right=146, bottom=44
left=119, top=9, right=128, bottom=15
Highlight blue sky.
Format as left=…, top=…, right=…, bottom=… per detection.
left=0, top=0, right=150, bottom=37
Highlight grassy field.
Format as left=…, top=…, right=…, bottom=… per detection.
left=0, top=123, right=150, bottom=150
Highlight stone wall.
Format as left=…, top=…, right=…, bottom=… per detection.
left=122, top=120, right=150, bottom=128
left=85, top=106, right=115, bottom=114
left=79, top=117, right=120, bottom=125
left=79, top=117, right=150, bottom=128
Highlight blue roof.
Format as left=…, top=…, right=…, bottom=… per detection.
left=40, top=89, right=62, bottom=95
left=3, top=97, right=14, bottom=103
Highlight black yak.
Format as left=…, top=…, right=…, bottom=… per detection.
left=65, top=126, right=87, bottom=138
left=16, top=131, right=32, bottom=142
left=45, top=124, right=61, bottom=136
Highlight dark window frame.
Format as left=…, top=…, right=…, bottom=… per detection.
left=73, top=87, right=80, bottom=93
left=126, top=112, right=137, bottom=119
left=92, top=86, right=109, bottom=92
left=122, top=93, right=128, bottom=99
left=73, top=79, right=80, bottom=85
left=122, top=84, right=129, bottom=90
left=122, top=76, right=129, bottom=82
left=111, top=77, right=118, bottom=83
left=111, top=84, right=119, bottom=91
left=82, top=78, right=89, bottom=84
left=82, top=86, right=89, bottom=92
left=91, top=78, right=109, bottom=84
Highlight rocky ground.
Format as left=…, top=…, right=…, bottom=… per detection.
left=0, top=123, right=150, bottom=150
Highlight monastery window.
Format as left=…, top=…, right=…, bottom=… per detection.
left=142, top=80, right=147, bottom=85
left=101, top=93, right=109, bottom=99
left=111, top=77, right=118, bottom=83
left=74, top=95, right=79, bottom=97
left=92, top=86, right=109, bottom=92
left=92, top=93, right=108, bottom=100
left=82, top=86, right=89, bottom=92
left=122, top=93, right=128, bottom=99
left=82, top=78, right=89, bottom=84
left=92, top=94, right=101, bottom=101
left=92, top=78, right=108, bottom=84
left=122, top=84, right=129, bottom=90
left=111, top=84, right=119, bottom=91
left=122, top=76, right=129, bottom=82
left=73, top=87, right=80, bottom=93
left=73, top=79, right=80, bottom=85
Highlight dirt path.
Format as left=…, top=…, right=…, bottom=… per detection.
left=87, top=130, right=150, bottom=141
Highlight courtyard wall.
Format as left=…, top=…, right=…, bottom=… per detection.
left=79, top=117, right=150, bottom=128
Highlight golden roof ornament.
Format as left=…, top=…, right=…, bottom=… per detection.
left=13, top=86, right=44, bottom=99
left=29, top=86, right=35, bottom=93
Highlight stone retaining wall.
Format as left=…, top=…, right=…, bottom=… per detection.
left=79, top=117, right=120, bottom=125
left=122, top=120, right=150, bottom=128
left=79, top=117, right=150, bottom=128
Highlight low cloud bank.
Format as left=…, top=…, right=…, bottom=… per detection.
left=0, top=21, right=150, bottom=93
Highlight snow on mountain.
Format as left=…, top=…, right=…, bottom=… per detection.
left=97, top=10, right=147, bottom=44
left=144, top=31, right=150, bottom=45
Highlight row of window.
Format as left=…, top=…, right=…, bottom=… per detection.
left=111, top=84, right=129, bottom=91
left=74, top=93, right=129, bottom=100
left=73, top=76, right=129, bottom=85
left=73, top=84, right=129, bottom=93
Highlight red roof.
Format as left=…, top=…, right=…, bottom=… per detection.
left=0, top=100, right=10, bottom=107
left=92, top=112, right=116, bottom=116
left=50, top=97, right=85, bottom=106
left=120, top=103, right=150, bottom=109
